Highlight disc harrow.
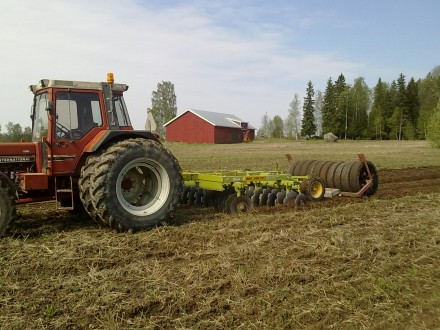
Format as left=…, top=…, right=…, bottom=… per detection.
left=181, top=154, right=378, bottom=214
left=181, top=170, right=325, bottom=214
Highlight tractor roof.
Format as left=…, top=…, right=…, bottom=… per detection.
left=29, top=79, right=128, bottom=93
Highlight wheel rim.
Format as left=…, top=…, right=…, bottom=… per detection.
left=236, top=200, right=250, bottom=212
left=116, top=158, right=170, bottom=216
left=310, top=180, right=324, bottom=198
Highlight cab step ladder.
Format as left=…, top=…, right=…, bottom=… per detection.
left=55, top=176, right=74, bottom=210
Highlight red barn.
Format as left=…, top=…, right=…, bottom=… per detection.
left=164, top=109, right=255, bottom=144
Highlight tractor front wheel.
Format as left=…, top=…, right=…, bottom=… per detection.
left=90, top=138, right=182, bottom=232
left=0, top=188, right=14, bottom=237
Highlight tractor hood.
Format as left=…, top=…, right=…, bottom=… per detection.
left=0, top=142, right=36, bottom=162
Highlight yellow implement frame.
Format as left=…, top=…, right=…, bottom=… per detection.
left=182, top=170, right=309, bottom=195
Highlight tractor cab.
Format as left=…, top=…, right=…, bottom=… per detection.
left=29, top=74, right=132, bottom=177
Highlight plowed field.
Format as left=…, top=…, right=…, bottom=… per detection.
left=1, top=141, right=440, bottom=329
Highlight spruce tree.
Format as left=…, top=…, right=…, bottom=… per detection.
left=321, top=78, right=335, bottom=134
left=405, top=78, right=420, bottom=138
left=301, top=81, right=316, bottom=138
left=333, top=74, right=347, bottom=138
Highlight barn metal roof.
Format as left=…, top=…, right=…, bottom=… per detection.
left=164, top=109, right=255, bottom=129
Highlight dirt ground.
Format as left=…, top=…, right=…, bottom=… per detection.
left=375, top=166, right=440, bottom=198
left=1, top=165, right=440, bottom=329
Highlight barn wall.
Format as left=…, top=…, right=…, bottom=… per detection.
left=214, top=127, right=243, bottom=144
left=165, top=112, right=214, bottom=143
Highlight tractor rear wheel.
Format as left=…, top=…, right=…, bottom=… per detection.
left=79, top=150, right=104, bottom=222
left=0, top=188, right=14, bottom=237
left=89, top=138, right=182, bottom=232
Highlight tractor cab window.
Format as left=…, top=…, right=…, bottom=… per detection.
left=55, top=92, right=102, bottom=140
left=32, top=93, right=49, bottom=141
left=112, top=94, right=131, bottom=127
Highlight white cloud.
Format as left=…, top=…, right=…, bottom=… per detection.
left=0, top=0, right=363, bottom=130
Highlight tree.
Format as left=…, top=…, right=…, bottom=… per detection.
left=333, top=74, right=347, bottom=138
left=147, top=81, right=177, bottom=138
left=395, top=73, right=408, bottom=140
left=23, top=126, right=32, bottom=141
left=285, top=93, right=301, bottom=139
left=346, top=77, right=370, bottom=139
left=385, top=80, right=398, bottom=139
left=301, top=81, right=316, bottom=138
left=321, top=78, right=335, bottom=134
left=5, top=122, right=22, bottom=142
left=368, top=78, right=389, bottom=139
left=418, top=67, right=440, bottom=138
left=427, top=102, right=440, bottom=148
left=271, top=115, right=284, bottom=138
left=258, top=112, right=271, bottom=138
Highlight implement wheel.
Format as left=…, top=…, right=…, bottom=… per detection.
left=304, top=177, right=325, bottom=202
left=90, top=138, right=182, bottom=232
left=230, top=196, right=253, bottom=214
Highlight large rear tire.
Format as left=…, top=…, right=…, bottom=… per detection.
left=89, top=139, right=183, bottom=232
left=79, top=150, right=104, bottom=222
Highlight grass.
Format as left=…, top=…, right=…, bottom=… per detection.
left=166, top=139, right=440, bottom=171
left=1, top=140, right=440, bottom=329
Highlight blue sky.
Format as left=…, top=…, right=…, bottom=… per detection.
left=0, top=0, right=439, bottom=130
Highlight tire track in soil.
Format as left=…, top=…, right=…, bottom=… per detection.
left=375, top=166, right=440, bottom=199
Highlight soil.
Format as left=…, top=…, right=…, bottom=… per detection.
left=375, top=166, right=440, bottom=198
left=8, top=166, right=440, bottom=229
left=2, top=166, right=440, bottom=329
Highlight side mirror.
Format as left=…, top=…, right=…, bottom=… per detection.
left=46, top=101, right=54, bottom=115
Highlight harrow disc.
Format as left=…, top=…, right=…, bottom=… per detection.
left=283, top=191, right=298, bottom=204
left=295, top=193, right=307, bottom=207
left=259, top=188, right=271, bottom=205
left=252, top=187, right=263, bottom=207
left=224, top=193, right=237, bottom=214
left=275, top=189, right=286, bottom=205
left=267, top=189, right=279, bottom=206
left=230, top=196, right=253, bottom=214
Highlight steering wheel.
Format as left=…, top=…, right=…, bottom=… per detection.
left=56, top=122, right=71, bottom=140
left=70, top=129, right=85, bottom=140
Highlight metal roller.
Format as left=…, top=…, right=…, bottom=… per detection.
left=289, top=158, right=378, bottom=195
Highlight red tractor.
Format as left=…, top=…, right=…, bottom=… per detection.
left=0, top=73, right=182, bottom=236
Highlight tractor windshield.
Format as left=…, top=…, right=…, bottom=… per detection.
left=112, top=94, right=131, bottom=127
left=32, top=93, right=49, bottom=141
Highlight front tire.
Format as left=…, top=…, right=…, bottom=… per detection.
left=90, top=139, right=182, bottom=232
left=0, top=188, right=14, bottom=237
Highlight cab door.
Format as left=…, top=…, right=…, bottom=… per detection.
left=50, top=89, right=104, bottom=175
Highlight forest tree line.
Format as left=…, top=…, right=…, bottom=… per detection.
left=0, top=123, right=32, bottom=142
left=258, top=65, right=440, bottom=143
